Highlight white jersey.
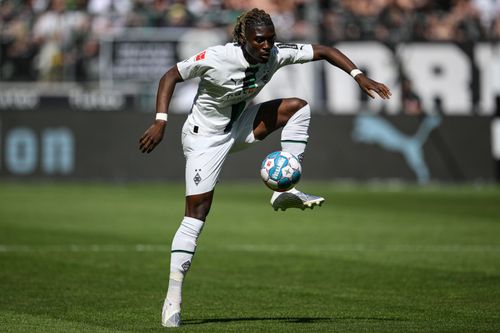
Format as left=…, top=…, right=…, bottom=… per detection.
left=176, top=42, right=314, bottom=134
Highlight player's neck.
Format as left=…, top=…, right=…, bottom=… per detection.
left=241, top=46, right=259, bottom=65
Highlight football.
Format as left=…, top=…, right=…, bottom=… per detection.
left=260, top=151, right=302, bottom=192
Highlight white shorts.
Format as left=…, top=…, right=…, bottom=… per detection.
left=182, top=104, right=261, bottom=196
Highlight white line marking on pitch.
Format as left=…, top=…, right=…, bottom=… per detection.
left=0, top=244, right=499, bottom=253
left=0, top=244, right=170, bottom=252
left=224, top=244, right=500, bottom=253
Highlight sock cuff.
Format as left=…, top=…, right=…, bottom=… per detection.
left=281, top=104, right=311, bottom=143
left=182, top=216, right=205, bottom=233
left=288, top=104, right=311, bottom=122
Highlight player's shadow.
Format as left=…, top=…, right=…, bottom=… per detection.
left=183, top=316, right=403, bottom=325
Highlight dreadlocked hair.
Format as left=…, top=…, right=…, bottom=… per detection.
left=233, top=8, right=274, bottom=45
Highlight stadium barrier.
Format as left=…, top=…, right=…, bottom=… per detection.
left=0, top=111, right=495, bottom=183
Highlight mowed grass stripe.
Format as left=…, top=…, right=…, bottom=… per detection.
left=0, top=310, right=125, bottom=333
left=1, top=243, right=500, bottom=253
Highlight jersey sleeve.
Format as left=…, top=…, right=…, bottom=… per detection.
left=275, top=43, right=314, bottom=67
left=176, top=48, right=213, bottom=81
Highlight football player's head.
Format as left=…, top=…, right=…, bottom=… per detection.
left=233, top=8, right=276, bottom=64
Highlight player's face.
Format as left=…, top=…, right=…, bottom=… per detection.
left=243, top=25, right=276, bottom=64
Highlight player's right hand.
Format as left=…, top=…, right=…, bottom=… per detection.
left=139, top=120, right=166, bottom=153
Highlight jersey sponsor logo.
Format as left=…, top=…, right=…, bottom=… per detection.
left=222, top=87, right=258, bottom=102
left=242, top=67, right=259, bottom=91
left=277, top=43, right=298, bottom=49
left=222, top=67, right=260, bottom=102
left=195, top=51, right=206, bottom=61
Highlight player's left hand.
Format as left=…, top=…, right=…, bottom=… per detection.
left=355, top=74, right=392, bottom=100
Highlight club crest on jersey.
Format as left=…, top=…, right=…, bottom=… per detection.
left=193, top=169, right=202, bottom=185
left=195, top=51, right=206, bottom=61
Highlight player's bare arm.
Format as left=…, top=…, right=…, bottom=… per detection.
left=139, top=66, right=183, bottom=153
left=312, top=44, right=392, bottom=100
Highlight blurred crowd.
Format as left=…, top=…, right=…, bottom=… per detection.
left=1, top=0, right=500, bottom=81
left=321, top=0, right=500, bottom=44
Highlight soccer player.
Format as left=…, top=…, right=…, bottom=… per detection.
left=139, top=8, right=391, bottom=327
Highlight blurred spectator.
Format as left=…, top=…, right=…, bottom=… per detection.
left=375, top=0, right=427, bottom=42
left=33, top=0, right=90, bottom=80
left=87, top=0, right=132, bottom=16
left=272, top=0, right=309, bottom=41
left=402, top=77, right=423, bottom=115
left=492, top=14, right=500, bottom=38
left=320, top=0, right=495, bottom=42
left=472, top=0, right=500, bottom=28
left=165, top=2, right=194, bottom=27
left=1, top=0, right=38, bottom=80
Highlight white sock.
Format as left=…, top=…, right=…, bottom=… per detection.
left=166, top=216, right=204, bottom=306
left=274, top=104, right=311, bottom=197
left=280, top=103, right=310, bottom=163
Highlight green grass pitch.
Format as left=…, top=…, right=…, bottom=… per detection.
left=0, top=182, right=499, bottom=332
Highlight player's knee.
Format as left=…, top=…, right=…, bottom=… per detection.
left=186, top=205, right=210, bottom=221
left=289, top=98, right=308, bottom=111
left=281, top=98, right=309, bottom=124
left=185, top=194, right=212, bottom=221
left=284, top=98, right=308, bottom=120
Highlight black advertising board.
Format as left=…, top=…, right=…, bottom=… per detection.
left=0, top=112, right=494, bottom=183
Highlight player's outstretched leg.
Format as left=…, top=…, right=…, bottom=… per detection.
left=162, top=216, right=204, bottom=327
left=272, top=102, right=324, bottom=211
left=252, top=98, right=324, bottom=211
